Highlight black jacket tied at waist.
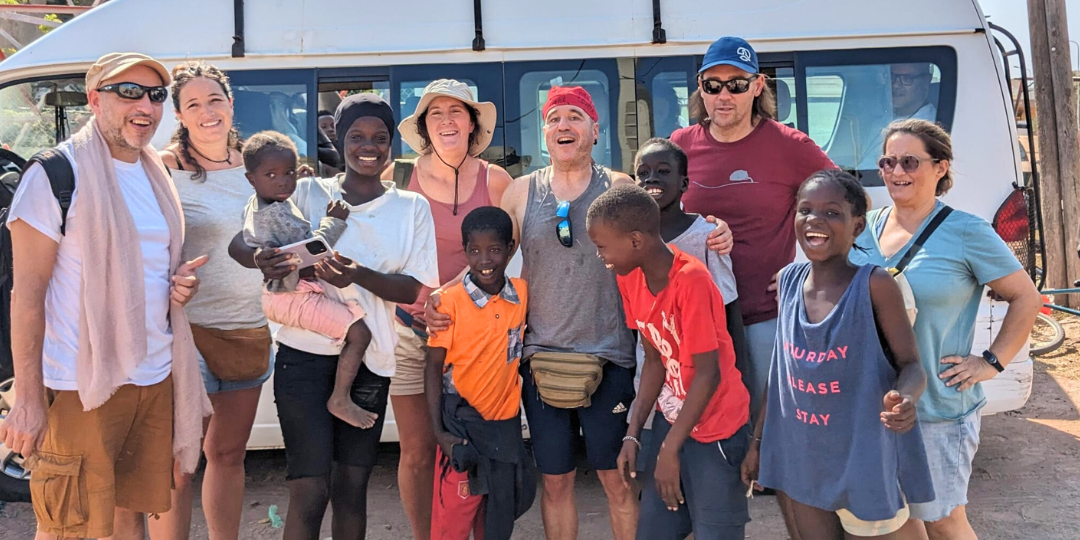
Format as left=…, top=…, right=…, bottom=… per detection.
left=441, top=393, right=536, bottom=540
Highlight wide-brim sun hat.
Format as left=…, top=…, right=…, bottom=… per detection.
left=398, top=79, right=496, bottom=157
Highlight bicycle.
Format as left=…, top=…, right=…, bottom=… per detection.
left=1030, top=279, right=1080, bottom=356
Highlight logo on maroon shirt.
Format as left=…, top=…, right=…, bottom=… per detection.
left=730, top=170, right=754, bottom=183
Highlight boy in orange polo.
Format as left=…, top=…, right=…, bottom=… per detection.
left=425, top=206, right=534, bottom=540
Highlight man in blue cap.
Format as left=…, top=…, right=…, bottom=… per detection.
left=672, top=37, right=836, bottom=540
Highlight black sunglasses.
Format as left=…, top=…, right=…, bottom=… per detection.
left=96, top=82, right=168, bottom=104
left=878, top=155, right=942, bottom=174
left=700, top=74, right=760, bottom=95
left=555, top=200, right=573, bottom=248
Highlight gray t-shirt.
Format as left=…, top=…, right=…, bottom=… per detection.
left=520, top=165, right=636, bottom=368
left=242, top=195, right=346, bottom=293
left=173, top=166, right=266, bottom=330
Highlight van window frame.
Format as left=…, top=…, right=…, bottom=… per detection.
left=227, top=68, right=318, bottom=161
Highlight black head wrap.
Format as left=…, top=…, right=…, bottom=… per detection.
left=334, top=93, right=395, bottom=150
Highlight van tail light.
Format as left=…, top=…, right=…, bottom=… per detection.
left=993, top=186, right=1030, bottom=243
left=992, top=185, right=1037, bottom=282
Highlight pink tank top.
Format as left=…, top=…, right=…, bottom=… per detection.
left=400, top=160, right=494, bottom=321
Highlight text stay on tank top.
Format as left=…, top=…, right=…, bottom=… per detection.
left=758, top=262, right=935, bottom=520
left=399, top=160, right=493, bottom=320
left=519, top=164, right=635, bottom=368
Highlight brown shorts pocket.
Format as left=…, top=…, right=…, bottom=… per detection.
left=192, top=324, right=272, bottom=381
left=29, top=452, right=87, bottom=530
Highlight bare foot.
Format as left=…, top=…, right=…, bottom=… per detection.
left=328, top=394, right=379, bottom=429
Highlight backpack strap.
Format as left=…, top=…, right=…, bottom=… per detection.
left=392, top=158, right=415, bottom=191
left=23, top=148, right=76, bottom=236
left=894, top=206, right=953, bottom=274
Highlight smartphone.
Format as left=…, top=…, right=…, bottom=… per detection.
left=276, top=236, right=333, bottom=269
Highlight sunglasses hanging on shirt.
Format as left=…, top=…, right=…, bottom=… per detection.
left=555, top=200, right=573, bottom=248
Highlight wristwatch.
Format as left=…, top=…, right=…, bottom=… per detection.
left=982, top=350, right=1005, bottom=373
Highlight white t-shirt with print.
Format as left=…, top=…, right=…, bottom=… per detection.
left=6, top=141, right=174, bottom=390
left=275, top=177, right=439, bottom=377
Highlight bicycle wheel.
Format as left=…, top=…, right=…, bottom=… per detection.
left=1030, top=312, right=1066, bottom=356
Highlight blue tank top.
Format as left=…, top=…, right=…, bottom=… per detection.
left=759, top=262, right=935, bottom=520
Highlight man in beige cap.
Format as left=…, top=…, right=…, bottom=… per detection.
left=0, top=52, right=211, bottom=540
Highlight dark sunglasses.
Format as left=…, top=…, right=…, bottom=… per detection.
left=555, top=200, right=573, bottom=248
left=96, top=82, right=168, bottom=104
left=700, top=74, right=759, bottom=95
left=878, top=155, right=941, bottom=173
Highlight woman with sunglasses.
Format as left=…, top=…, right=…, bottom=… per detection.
left=148, top=61, right=270, bottom=540
left=851, top=119, right=1040, bottom=540
left=383, top=79, right=513, bottom=540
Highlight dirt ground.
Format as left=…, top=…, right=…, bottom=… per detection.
left=2, top=318, right=1079, bottom=539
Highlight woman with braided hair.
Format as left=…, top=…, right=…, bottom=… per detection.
left=151, top=61, right=271, bottom=540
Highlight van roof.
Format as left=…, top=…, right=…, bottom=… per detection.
left=0, top=0, right=986, bottom=84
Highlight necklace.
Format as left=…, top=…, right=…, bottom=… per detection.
left=430, top=148, right=469, bottom=215
left=189, top=143, right=232, bottom=165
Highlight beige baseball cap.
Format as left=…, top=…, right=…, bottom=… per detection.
left=85, top=52, right=171, bottom=92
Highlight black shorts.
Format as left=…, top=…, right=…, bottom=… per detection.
left=521, top=360, right=635, bottom=475
left=274, top=343, right=391, bottom=480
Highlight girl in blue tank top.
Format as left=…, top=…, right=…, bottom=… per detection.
left=740, top=170, right=935, bottom=539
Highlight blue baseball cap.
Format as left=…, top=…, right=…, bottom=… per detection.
left=699, top=36, right=759, bottom=75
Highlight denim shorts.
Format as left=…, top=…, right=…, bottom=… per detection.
left=637, top=419, right=751, bottom=540
left=198, top=347, right=273, bottom=395
left=909, top=412, right=982, bottom=522
left=742, top=318, right=778, bottom=420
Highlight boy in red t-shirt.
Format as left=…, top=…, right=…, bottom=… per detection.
left=586, top=184, right=751, bottom=539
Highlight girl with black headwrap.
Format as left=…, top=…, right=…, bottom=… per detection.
left=230, top=93, right=440, bottom=540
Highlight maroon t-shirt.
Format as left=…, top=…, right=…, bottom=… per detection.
left=672, top=120, right=835, bottom=325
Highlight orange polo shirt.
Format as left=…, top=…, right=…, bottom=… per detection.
left=428, top=275, right=528, bottom=421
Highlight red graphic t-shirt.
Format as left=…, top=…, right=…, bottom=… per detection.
left=672, top=120, right=835, bottom=326
left=617, top=247, right=750, bottom=443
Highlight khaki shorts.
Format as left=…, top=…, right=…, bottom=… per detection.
left=836, top=501, right=910, bottom=537
left=29, top=376, right=174, bottom=539
left=390, top=321, right=427, bottom=396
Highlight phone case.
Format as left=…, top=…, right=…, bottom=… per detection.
left=277, top=236, right=333, bottom=269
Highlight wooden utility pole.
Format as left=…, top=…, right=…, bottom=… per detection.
left=1029, top=0, right=1080, bottom=303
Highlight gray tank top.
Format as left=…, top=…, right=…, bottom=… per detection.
left=520, top=165, right=635, bottom=368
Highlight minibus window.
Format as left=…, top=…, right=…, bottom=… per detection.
left=769, top=68, right=797, bottom=129
left=804, top=63, right=943, bottom=173
left=649, top=72, right=690, bottom=138
left=0, top=77, right=89, bottom=159
left=232, top=83, right=310, bottom=158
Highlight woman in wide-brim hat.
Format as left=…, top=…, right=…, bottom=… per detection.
left=381, top=78, right=514, bottom=540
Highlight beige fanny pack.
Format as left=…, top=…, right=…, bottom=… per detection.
left=528, top=352, right=605, bottom=409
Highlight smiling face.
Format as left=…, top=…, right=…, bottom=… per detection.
left=699, top=64, right=763, bottom=133
left=423, top=96, right=475, bottom=155
left=543, top=104, right=598, bottom=169
left=587, top=219, right=642, bottom=276
left=795, top=180, right=866, bottom=262
left=176, top=76, right=233, bottom=149
left=465, top=229, right=515, bottom=293
left=342, top=116, right=392, bottom=177
left=635, top=145, right=687, bottom=212
left=246, top=148, right=297, bottom=203
left=88, top=65, right=164, bottom=161
left=881, top=132, right=948, bottom=208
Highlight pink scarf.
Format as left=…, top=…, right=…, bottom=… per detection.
left=70, top=121, right=211, bottom=474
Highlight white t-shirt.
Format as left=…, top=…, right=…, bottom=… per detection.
left=275, top=177, right=439, bottom=377
left=631, top=215, right=739, bottom=425
left=6, top=141, right=174, bottom=390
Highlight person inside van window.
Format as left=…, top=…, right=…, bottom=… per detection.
left=426, top=86, right=733, bottom=540
left=230, top=93, right=440, bottom=540
left=380, top=78, right=514, bottom=540
left=851, top=119, right=1040, bottom=540
left=674, top=35, right=836, bottom=540
left=154, top=60, right=274, bottom=540
left=856, top=63, right=938, bottom=170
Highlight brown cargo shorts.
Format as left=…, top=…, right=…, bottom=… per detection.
left=28, top=376, right=174, bottom=539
